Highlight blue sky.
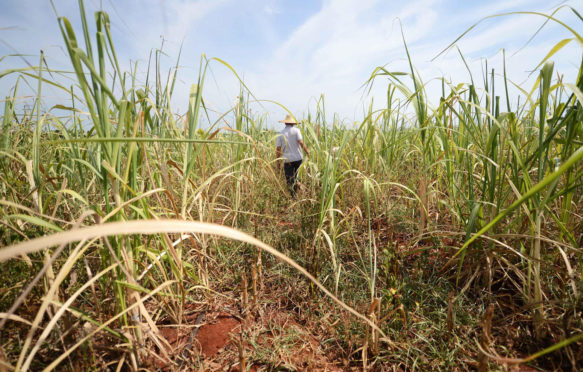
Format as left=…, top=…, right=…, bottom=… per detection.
left=1, top=0, right=582, bottom=127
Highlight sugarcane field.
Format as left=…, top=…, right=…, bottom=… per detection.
left=1, top=1, right=582, bottom=370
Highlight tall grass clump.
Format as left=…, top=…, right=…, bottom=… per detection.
left=1, top=2, right=582, bottom=371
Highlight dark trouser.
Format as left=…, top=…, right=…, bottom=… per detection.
left=284, top=160, right=302, bottom=197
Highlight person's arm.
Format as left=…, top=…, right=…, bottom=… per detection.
left=298, top=139, right=309, bottom=157
left=295, top=127, right=309, bottom=158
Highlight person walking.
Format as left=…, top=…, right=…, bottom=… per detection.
left=276, top=114, right=309, bottom=197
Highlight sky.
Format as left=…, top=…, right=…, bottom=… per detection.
left=0, top=0, right=582, bottom=128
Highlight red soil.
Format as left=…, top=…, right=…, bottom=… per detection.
left=150, top=303, right=342, bottom=371
left=194, top=315, right=241, bottom=357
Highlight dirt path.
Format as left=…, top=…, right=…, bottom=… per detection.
left=149, top=301, right=344, bottom=371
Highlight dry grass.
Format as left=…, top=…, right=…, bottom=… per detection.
left=1, top=1, right=582, bottom=371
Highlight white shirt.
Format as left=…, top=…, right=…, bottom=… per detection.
left=276, top=125, right=303, bottom=162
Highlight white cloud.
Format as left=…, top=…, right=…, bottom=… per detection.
left=244, top=0, right=446, bottom=120
left=166, top=0, right=228, bottom=41
left=263, top=0, right=282, bottom=16
left=240, top=0, right=581, bottom=123
left=1, top=0, right=580, bottom=126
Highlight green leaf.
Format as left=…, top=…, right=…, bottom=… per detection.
left=6, top=214, right=63, bottom=232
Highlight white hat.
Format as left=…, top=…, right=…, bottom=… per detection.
left=278, top=114, right=298, bottom=124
